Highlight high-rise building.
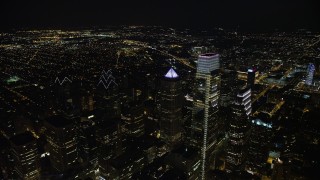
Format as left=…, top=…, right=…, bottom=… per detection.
left=184, top=93, right=194, bottom=146
left=45, top=115, right=78, bottom=172
left=10, top=131, right=40, bottom=180
left=306, top=63, right=315, bottom=85
left=78, top=119, right=98, bottom=166
left=96, top=116, right=123, bottom=178
left=247, top=68, right=256, bottom=89
left=0, top=137, right=13, bottom=179
left=191, top=53, right=221, bottom=179
left=52, top=76, right=78, bottom=114
left=226, top=87, right=251, bottom=173
left=121, top=101, right=145, bottom=137
left=246, top=114, right=272, bottom=176
left=159, top=68, right=183, bottom=145
left=220, top=70, right=238, bottom=107
left=95, top=70, right=120, bottom=118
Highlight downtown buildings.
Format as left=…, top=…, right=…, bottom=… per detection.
left=1, top=27, right=320, bottom=180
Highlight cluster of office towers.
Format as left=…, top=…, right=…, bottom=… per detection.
left=7, top=53, right=260, bottom=180
left=158, top=53, right=256, bottom=179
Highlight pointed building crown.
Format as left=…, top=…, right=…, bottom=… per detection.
left=164, top=68, right=179, bottom=78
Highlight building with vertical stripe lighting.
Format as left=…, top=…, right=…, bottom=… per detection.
left=190, top=53, right=221, bottom=179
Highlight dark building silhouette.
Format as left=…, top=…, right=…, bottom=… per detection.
left=246, top=114, right=273, bottom=176
left=247, top=68, right=257, bottom=89
left=10, top=131, right=40, bottom=180
left=121, top=101, right=145, bottom=137
left=220, top=69, right=238, bottom=107
left=109, top=149, right=146, bottom=179
left=95, top=70, right=120, bottom=118
left=44, top=115, right=78, bottom=172
left=96, top=116, right=123, bottom=178
left=78, top=119, right=98, bottom=166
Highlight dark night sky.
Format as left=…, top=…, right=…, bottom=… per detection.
left=0, top=0, right=319, bottom=31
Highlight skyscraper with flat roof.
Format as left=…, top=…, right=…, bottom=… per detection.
left=191, top=53, right=221, bottom=179
left=45, top=115, right=78, bottom=172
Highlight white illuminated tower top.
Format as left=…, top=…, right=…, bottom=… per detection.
left=164, top=68, right=179, bottom=79
left=197, top=53, right=220, bottom=74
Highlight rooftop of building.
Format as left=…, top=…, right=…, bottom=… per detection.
left=127, top=135, right=161, bottom=150
left=0, top=137, right=10, bottom=150
left=164, top=67, right=179, bottom=79
left=160, top=168, right=186, bottom=180
left=10, top=131, right=35, bottom=146
left=238, top=86, right=251, bottom=94
left=199, top=53, right=218, bottom=57
left=46, top=115, right=73, bottom=128
left=111, top=149, right=144, bottom=169
left=171, top=144, right=198, bottom=159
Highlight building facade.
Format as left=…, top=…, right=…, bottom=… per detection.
left=45, top=115, right=78, bottom=172
left=226, top=87, right=251, bottom=173
left=190, top=53, right=221, bottom=179
left=10, top=132, right=40, bottom=180
left=159, top=68, right=183, bottom=145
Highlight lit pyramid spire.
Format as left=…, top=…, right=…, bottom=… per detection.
left=164, top=68, right=179, bottom=78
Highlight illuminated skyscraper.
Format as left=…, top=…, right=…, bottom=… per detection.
left=226, top=87, right=251, bottom=173
left=159, top=68, right=183, bottom=145
left=247, top=68, right=256, bottom=89
left=191, top=53, right=220, bottom=179
left=45, top=115, right=78, bottom=172
left=10, top=131, right=40, bottom=180
left=306, top=63, right=315, bottom=86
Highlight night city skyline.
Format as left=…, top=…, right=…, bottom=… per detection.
left=1, top=1, right=320, bottom=180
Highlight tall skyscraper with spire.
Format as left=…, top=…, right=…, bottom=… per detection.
left=159, top=67, right=183, bottom=146
left=190, top=53, right=221, bottom=179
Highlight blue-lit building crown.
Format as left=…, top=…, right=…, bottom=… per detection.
left=306, top=63, right=315, bottom=86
